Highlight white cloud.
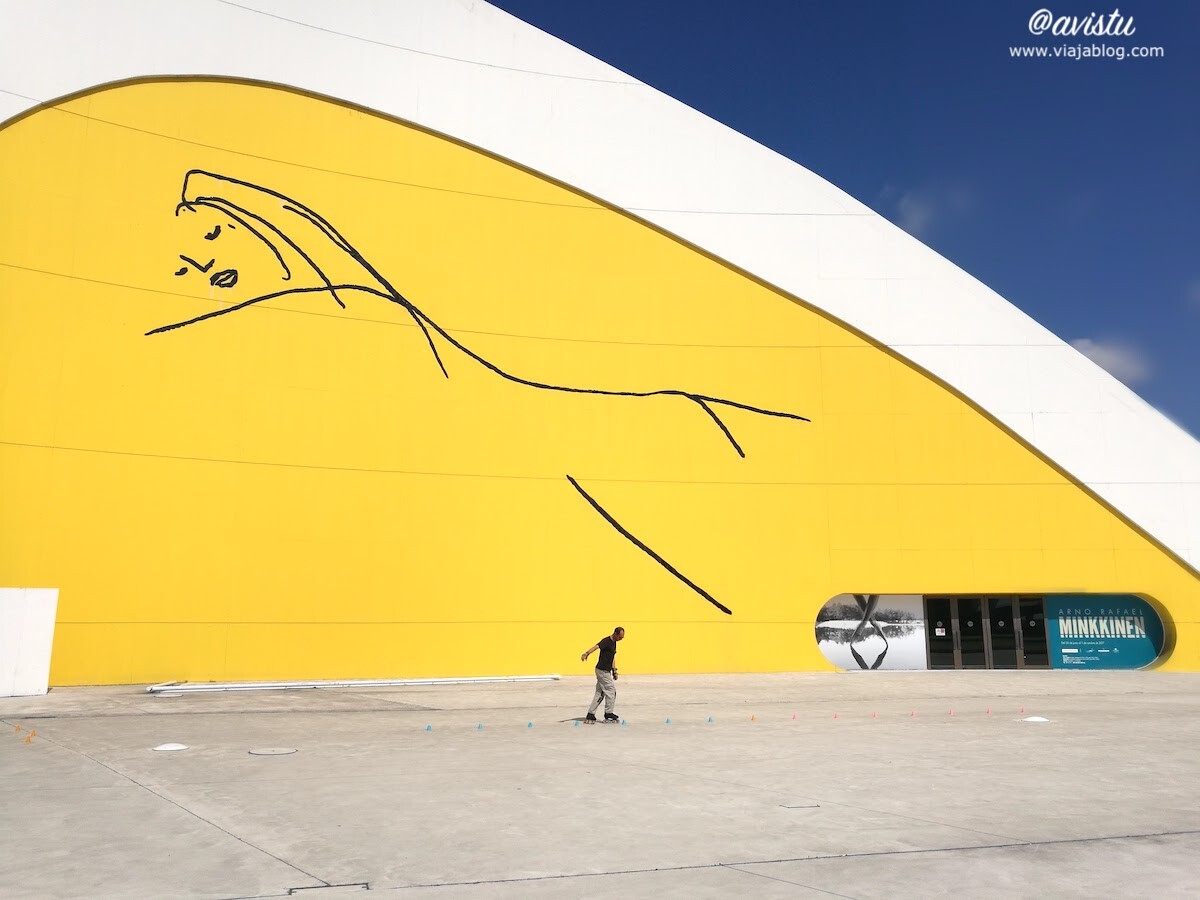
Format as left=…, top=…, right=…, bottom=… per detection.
left=896, top=191, right=936, bottom=236
left=1070, top=337, right=1153, bottom=386
left=1186, top=279, right=1200, bottom=310
left=882, top=183, right=974, bottom=238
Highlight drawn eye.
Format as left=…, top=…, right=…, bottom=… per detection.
left=174, top=266, right=188, bottom=276
left=204, top=225, right=221, bottom=241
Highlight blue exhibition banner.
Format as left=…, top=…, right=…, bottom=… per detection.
left=1046, top=595, right=1165, bottom=669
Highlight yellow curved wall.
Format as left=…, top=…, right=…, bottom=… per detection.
left=1, top=80, right=1197, bottom=683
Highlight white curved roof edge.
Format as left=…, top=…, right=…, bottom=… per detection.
left=2, top=0, right=1197, bottom=569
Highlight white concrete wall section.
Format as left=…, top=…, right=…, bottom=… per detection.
left=1, top=0, right=1197, bottom=568
left=0, top=588, right=58, bottom=696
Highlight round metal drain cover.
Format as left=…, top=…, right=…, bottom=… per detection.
left=248, top=747, right=298, bottom=755
left=152, top=743, right=189, bottom=752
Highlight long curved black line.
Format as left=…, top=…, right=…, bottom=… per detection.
left=149, top=282, right=447, bottom=374
left=416, top=313, right=449, bottom=378
left=156, top=173, right=811, bottom=452
left=565, top=474, right=732, bottom=616
left=282, top=202, right=356, bottom=254
left=401, top=302, right=795, bottom=418
left=312, top=197, right=812, bottom=427
left=205, top=177, right=804, bottom=428
left=693, top=398, right=745, bottom=458
left=400, top=300, right=804, bottom=446
left=152, top=276, right=803, bottom=450
left=145, top=284, right=374, bottom=335
left=186, top=170, right=359, bottom=255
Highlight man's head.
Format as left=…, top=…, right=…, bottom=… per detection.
left=613, top=627, right=625, bottom=641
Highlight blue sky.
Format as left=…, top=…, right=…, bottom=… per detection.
left=492, top=0, right=1200, bottom=436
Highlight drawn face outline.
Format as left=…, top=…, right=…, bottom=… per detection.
left=173, top=213, right=245, bottom=289
left=153, top=173, right=368, bottom=335
left=172, top=204, right=297, bottom=295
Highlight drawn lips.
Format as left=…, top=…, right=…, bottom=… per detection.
left=209, top=269, right=239, bottom=289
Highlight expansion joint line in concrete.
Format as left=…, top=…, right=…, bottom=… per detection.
left=392, top=828, right=1200, bottom=891
left=728, top=827, right=1200, bottom=867
left=718, top=862, right=859, bottom=898
left=18, top=729, right=333, bottom=890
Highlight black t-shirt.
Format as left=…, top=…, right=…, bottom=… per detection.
left=596, top=636, right=618, bottom=671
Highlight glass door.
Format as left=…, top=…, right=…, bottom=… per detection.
left=925, top=597, right=957, bottom=669
left=1018, top=597, right=1049, bottom=668
left=924, top=596, right=1044, bottom=669
left=957, top=597, right=986, bottom=668
left=987, top=596, right=1018, bottom=668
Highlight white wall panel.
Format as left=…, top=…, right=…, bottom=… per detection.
left=818, top=216, right=896, bottom=281
left=1, top=0, right=1198, bottom=571
left=882, top=278, right=1048, bottom=350
left=1100, top=411, right=1192, bottom=484
left=1027, top=347, right=1107, bottom=415
left=1099, top=483, right=1190, bottom=557
left=0, top=588, right=58, bottom=697
left=1032, top=412, right=1107, bottom=478
left=955, top=346, right=1034, bottom=416
left=1185, top=488, right=1200, bottom=560
left=995, top=411, right=1037, bottom=442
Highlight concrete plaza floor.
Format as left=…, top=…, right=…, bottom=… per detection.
left=2, top=670, right=1199, bottom=899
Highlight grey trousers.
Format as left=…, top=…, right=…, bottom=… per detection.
left=587, top=667, right=616, bottom=715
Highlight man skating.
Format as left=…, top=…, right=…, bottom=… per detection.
left=581, top=627, right=624, bottom=722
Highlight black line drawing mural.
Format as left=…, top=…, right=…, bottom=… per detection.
left=815, top=594, right=926, bottom=669
left=152, top=170, right=811, bottom=616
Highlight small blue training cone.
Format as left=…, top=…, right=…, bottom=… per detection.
left=527, top=722, right=533, bottom=729
left=425, top=725, right=432, bottom=732
left=665, top=718, right=671, bottom=724
left=574, top=720, right=580, bottom=727
left=476, top=723, right=483, bottom=730
left=621, top=719, right=627, bottom=726
left=707, top=716, right=713, bottom=724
